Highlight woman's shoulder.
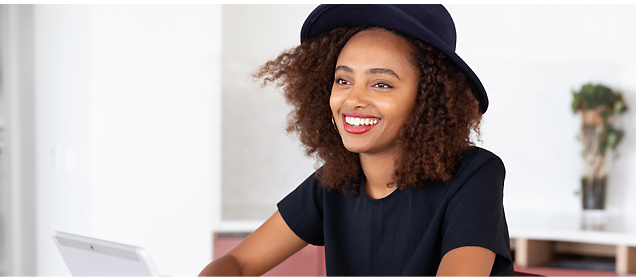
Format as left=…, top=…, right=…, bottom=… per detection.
left=460, top=146, right=504, bottom=172
left=449, top=146, right=505, bottom=189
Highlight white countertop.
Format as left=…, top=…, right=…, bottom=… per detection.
left=215, top=219, right=263, bottom=233
left=215, top=210, right=636, bottom=247
left=506, top=210, right=636, bottom=246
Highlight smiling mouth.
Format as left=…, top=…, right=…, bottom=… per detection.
left=342, top=115, right=380, bottom=134
left=344, top=116, right=379, bottom=126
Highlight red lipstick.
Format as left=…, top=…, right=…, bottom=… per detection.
left=343, top=112, right=379, bottom=118
left=341, top=113, right=381, bottom=134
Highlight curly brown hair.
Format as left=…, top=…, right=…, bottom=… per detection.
left=253, top=26, right=482, bottom=196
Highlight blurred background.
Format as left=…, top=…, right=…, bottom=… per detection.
left=0, top=4, right=634, bottom=276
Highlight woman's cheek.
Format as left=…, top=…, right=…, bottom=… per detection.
left=329, top=91, right=346, bottom=112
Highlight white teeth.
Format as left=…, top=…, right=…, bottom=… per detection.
left=344, top=116, right=379, bottom=126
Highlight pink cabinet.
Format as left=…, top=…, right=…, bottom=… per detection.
left=214, top=233, right=326, bottom=276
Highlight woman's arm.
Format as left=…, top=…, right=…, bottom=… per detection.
left=436, top=246, right=496, bottom=276
left=198, top=210, right=308, bottom=276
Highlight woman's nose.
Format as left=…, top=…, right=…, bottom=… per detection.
left=344, top=84, right=368, bottom=109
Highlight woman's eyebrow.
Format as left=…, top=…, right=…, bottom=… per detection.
left=335, top=65, right=400, bottom=80
left=367, top=68, right=400, bottom=80
left=335, top=65, right=353, bottom=73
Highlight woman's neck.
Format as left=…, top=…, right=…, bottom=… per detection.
left=359, top=150, right=398, bottom=199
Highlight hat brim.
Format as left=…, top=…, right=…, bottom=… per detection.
left=300, top=4, right=488, bottom=114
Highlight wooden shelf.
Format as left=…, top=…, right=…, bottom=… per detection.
left=514, top=265, right=628, bottom=277
left=508, top=210, right=636, bottom=275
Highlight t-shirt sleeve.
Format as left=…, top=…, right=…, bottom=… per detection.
left=277, top=172, right=325, bottom=246
left=440, top=155, right=513, bottom=275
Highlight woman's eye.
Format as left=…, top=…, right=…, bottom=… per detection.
left=336, top=78, right=351, bottom=85
left=374, top=83, right=392, bottom=88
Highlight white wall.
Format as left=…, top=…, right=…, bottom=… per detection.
left=221, top=5, right=317, bottom=220
left=33, top=5, right=221, bottom=276
left=447, top=5, right=636, bottom=215
left=221, top=5, right=636, bottom=220
left=0, top=4, right=37, bottom=276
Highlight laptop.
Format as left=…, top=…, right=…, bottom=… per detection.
left=52, top=231, right=161, bottom=276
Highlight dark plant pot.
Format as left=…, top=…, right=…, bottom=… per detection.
left=581, top=176, right=607, bottom=210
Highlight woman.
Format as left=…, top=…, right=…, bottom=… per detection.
left=200, top=4, right=513, bottom=276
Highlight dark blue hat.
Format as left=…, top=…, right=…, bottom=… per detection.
left=300, top=4, right=488, bottom=114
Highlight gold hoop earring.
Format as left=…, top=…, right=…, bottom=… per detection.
left=332, top=117, right=339, bottom=133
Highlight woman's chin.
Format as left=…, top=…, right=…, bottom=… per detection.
left=342, top=142, right=366, bottom=154
left=342, top=141, right=377, bottom=155
left=341, top=138, right=395, bottom=156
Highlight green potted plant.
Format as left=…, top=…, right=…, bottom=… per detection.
left=571, top=83, right=628, bottom=211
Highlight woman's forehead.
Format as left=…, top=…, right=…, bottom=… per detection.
left=336, top=29, right=417, bottom=76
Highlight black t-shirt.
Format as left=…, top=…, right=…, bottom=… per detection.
left=277, top=147, right=514, bottom=276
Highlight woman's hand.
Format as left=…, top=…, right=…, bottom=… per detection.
left=198, top=211, right=308, bottom=276
left=436, top=246, right=496, bottom=276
